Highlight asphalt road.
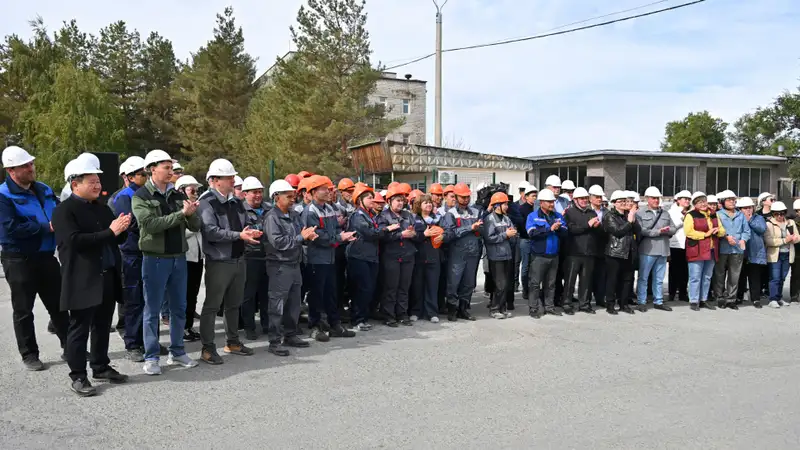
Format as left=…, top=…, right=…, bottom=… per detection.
left=1, top=274, right=799, bottom=450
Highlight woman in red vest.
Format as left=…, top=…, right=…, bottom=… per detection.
left=684, top=192, right=727, bottom=311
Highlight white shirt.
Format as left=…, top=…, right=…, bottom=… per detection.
left=668, top=204, right=687, bottom=249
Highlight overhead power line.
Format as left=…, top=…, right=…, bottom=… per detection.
left=383, top=0, right=707, bottom=71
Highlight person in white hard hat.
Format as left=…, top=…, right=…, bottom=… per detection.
left=563, top=187, right=600, bottom=314
left=792, top=199, right=800, bottom=303
left=635, top=187, right=676, bottom=312
left=52, top=157, right=131, bottom=396
left=764, top=201, right=797, bottom=308
left=233, top=175, right=245, bottom=200
left=240, top=176, right=272, bottom=341
left=59, top=153, right=102, bottom=202
left=174, top=175, right=205, bottom=340
left=0, top=145, right=70, bottom=371
left=525, top=188, right=567, bottom=318
left=757, top=192, right=774, bottom=219
left=131, top=149, right=202, bottom=374
left=544, top=175, right=569, bottom=214
left=587, top=185, right=609, bottom=307
left=561, top=180, right=576, bottom=200
left=110, top=159, right=132, bottom=210
left=736, top=197, right=766, bottom=307
left=602, top=190, right=639, bottom=315
left=684, top=192, right=726, bottom=311
left=170, top=161, right=184, bottom=184
left=668, top=190, right=692, bottom=302
left=199, top=171, right=217, bottom=200
left=517, top=181, right=530, bottom=206
left=713, top=190, right=750, bottom=309
left=518, top=184, right=538, bottom=301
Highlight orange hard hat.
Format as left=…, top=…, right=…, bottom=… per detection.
left=428, top=183, right=444, bottom=195
left=443, top=184, right=455, bottom=195
left=385, top=189, right=404, bottom=201
left=397, top=183, right=412, bottom=195
left=306, top=175, right=330, bottom=192
left=355, top=182, right=368, bottom=189
left=297, top=171, right=314, bottom=178
left=490, top=192, right=509, bottom=206
left=297, top=177, right=309, bottom=192
left=352, top=184, right=375, bottom=205
left=408, top=189, right=424, bottom=202
left=387, top=181, right=400, bottom=190
left=453, top=182, right=471, bottom=197
left=284, top=174, right=301, bottom=188
left=373, top=192, right=386, bottom=203
left=429, top=225, right=445, bottom=249
left=337, top=178, right=355, bottom=191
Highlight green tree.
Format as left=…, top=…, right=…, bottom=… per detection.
left=171, top=7, right=256, bottom=174
left=243, top=0, right=402, bottom=177
left=139, top=32, right=180, bottom=155
left=661, top=111, right=731, bottom=154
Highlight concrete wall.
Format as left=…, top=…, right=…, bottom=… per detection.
left=603, top=160, right=626, bottom=193
left=370, top=74, right=427, bottom=145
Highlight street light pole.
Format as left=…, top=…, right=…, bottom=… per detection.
left=433, top=0, right=448, bottom=147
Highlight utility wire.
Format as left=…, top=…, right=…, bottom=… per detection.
left=383, top=0, right=707, bottom=71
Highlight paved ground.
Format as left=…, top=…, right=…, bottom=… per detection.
left=1, top=274, right=800, bottom=450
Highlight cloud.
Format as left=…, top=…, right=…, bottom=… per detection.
left=3, top=0, right=799, bottom=157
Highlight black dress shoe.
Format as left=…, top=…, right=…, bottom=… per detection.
left=699, top=301, right=716, bottom=310
left=562, top=307, right=575, bottom=316
left=183, top=329, right=200, bottom=342
left=727, top=303, right=739, bottom=310
left=529, top=310, right=541, bottom=319
left=23, top=357, right=45, bottom=371
left=579, top=307, right=596, bottom=314
left=653, top=304, right=672, bottom=312
left=621, top=307, right=635, bottom=314
left=267, top=344, right=290, bottom=357
left=636, top=304, right=647, bottom=313
left=545, top=309, right=563, bottom=317
left=93, top=368, right=129, bottom=384
left=718, top=302, right=727, bottom=309
left=283, top=336, right=310, bottom=348
left=753, top=301, right=762, bottom=309
left=70, top=378, right=97, bottom=397
left=385, top=320, right=399, bottom=328
left=690, top=303, right=700, bottom=311
left=457, top=310, right=476, bottom=321
left=606, top=308, right=618, bottom=315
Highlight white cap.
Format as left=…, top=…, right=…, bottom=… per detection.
left=772, top=201, right=788, bottom=212
left=144, top=149, right=172, bottom=168
left=2, top=145, right=35, bottom=168
left=736, top=197, right=755, bottom=208
left=609, top=190, right=626, bottom=202
left=269, top=180, right=295, bottom=198
left=717, top=190, right=736, bottom=200
left=674, top=190, right=692, bottom=200
left=691, top=191, right=707, bottom=204
left=544, top=175, right=562, bottom=187
left=122, top=156, right=145, bottom=175
left=241, top=176, right=263, bottom=191
left=234, top=175, right=244, bottom=187
left=707, top=195, right=718, bottom=204
left=517, top=181, right=530, bottom=191
left=572, top=187, right=589, bottom=198
left=538, top=188, right=556, bottom=202
left=172, top=161, right=183, bottom=171
left=524, top=185, right=539, bottom=195
left=588, top=185, right=605, bottom=197
left=757, top=192, right=773, bottom=204
left=207, top=159, right=238, bottom=177
left=644, top=186, right=662, bottom=198
left=175, top=175, right=202, bottom=191
left=66, top=158, right=103, bottom=179
left=794, top=199, right=800, bottom=211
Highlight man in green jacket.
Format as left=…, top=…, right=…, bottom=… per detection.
left=132, top=149, right=202, bottom=376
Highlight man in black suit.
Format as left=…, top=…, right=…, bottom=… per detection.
left=52, top=161, right=131, bottom=397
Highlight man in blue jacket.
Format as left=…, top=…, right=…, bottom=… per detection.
left=714, top=190, right=751, bottom=309
left=0, top=146, right=70, bottom=371
left=525, top=188, right=568, bottom=318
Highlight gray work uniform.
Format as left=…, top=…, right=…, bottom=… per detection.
left=264, top=207, right=305, bottom=343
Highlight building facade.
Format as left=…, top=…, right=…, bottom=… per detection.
left=369, top=72, right=427, bottom=145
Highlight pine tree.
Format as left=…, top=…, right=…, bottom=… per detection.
left=139, top=32, right=180, bottom=156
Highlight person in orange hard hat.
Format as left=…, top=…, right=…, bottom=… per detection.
left=481, top=192, right=518, bottom=319
left=372, top=191, right=386, bottom=214
left=284, top=174, right=301, bottom=189
left=377, top=188, right=418, bottom=327
left=346, top=185, right=386, bottom=331
left=408, top=189, right=423, bottom=205
left=410, top=194, right=443, bottom=323
left=387, top=181, right=399, bottom=191
left=297, top=171, right=313, bottom=179
left=428, top=183, right=444, bottom=209
left=442, top=185, right=456, bottom=214
left=441, top=182, right=483, bottom=321
left=294, top=177, right=314, bottom=214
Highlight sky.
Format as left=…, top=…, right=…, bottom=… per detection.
left=2, top=0, right=799, bottom=157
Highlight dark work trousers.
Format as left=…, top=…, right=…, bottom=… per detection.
left=528, top=254, right=559, bottom=313
left=791, top=257, right=800, bottom=302
left=437, top=257, right=448, bottom=313
left=590, top=256, right=607, bottom=306
left=760, top=265, right=770, bottom=297
left=122, top=254, right=144, bottom=351
left=308, top=263, right=340, bottom=327
left=446, top=255, right=480, bottom=311
left=564, top=255, right=595, bottom=310
left=1, top=252, right=69, bottom=360
left=335, top=245, right=349, bottom=312
left=488, top=260, right=510, bottom=313
left=410, top=260, right=441, bottom=319
left=115, top=301, right=125, bottom=333
left=553, top=251, right=567, bottom=307
left=300, top=262, right=309, bottom=304
left=604, top=255, right=634, bottom=311
left=483, top=264, right=494, bottom=295
left=748, top=263, right=765, bottom=303
left=242, top=258, right=269, bottom=333
left=185, top=260, right=203, bottom=330
left=513, top=240, right=521, bottom=291
left=713, top=253, right=744, bottom=305
left=503, top=255, right=516, bottom=309
left=669, top=248, right=689, bottom=301
left=737, top=260, right=749, bottom=301
left=348, top=258, right=379, bottom=325
left=266, top=262, right=303, bottom=343
left=66, top=270, right=117, bottom=381
left=381, top=258, right=415, bottom=321
left=372, top=262, right=384, bottom=316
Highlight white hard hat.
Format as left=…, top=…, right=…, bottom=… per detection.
left=175, top=175, right=202, bottom=191
left=269, top=179, right=295, bottom=198
left=122, top=156, right=145, bottom=175
left=634, top=194, right=641, bottom=203
left=609, top=190, right=626, bottom=203
left=118, top=161, right=129, bottom=175
left=561, top=180, right=576, bottom=191
left=691, top=191, right=707, bottom=204
left=772, top=201, right=788, bottom=212
left=588, top=185, right=605, bottom=197
left=717, top=190, right=736, bottom=200
left=757, top=192, right=773, bottom=204
left=172, top=161, right=183, bottom=171
left=602, top=195, right=608, bottom=202
left=537, top=188, right=556, bottom=202
left=76, top=152, right=100, bottom=170
left=736, top=197, right=755, bottom=208
left=794, top=199, right=800, bottom=211
left=707, top=195, right=718, bottom=204
left=2, top=145, right=36, bottom=168
left=241, top=176, right=263, bottom=191
left=66, top=157, right=103, bottom=179
left=572, top=187, right=589, bottom=198
left=625, top=191, right=636, bottom=199
left=674, top=190, right=692, bottom=200
left=144, top=149, right=172, bottom=168
left=644, top=186, right=662, bottom=198
left=544, top=175, right=562, bottom=187
left=518, top=181, right=530, bottom=191
left=234, top=175, right=244, bottom=187
left=380, top=189, right=388, bottom=197
left=207, top=158, right=238, bottom=178
left=64, top=160, right=78, bottom=182
left=524, top=185, right=539, bottom=195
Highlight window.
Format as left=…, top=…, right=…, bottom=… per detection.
left=626, top=164, right=695, bottom=196
left=401, top=133, right=410, bottom=144
left=539, top=166, right=587, bottom=188
left=402, top=99, right=410, bottom=114
left=378, top=97, right=387, bottom=107
left=705, top=167, right=772, bottom=197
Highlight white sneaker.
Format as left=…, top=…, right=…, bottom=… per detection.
left=768, top=301, right=781, bottom=309
left=167, top=353, right=198, bottom=368
left=779, top=300, right=789, bottom=307
left=409, top=315, right=418, bottom=322
left=143, top=360, right=162, bottom=375
left=354, top=322, right=371, bottom=331
left=491, top=312, right=506, bottom=319
left=504, top=311, right=513, bottom=318
left=430, top=316, right=440, bottom=323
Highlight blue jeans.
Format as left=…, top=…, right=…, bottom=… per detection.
left=688, top=259, right=715, bottom=303
left=142, top=255, right=188, bottom=361
left=768, top=253, right=791, bottom=301
left=638, top=254, right=667, bottom=305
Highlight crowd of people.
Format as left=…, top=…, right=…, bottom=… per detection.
left=1, top=145, right=799, bottom=398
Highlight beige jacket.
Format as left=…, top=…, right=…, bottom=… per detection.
left=764, top=217, right=797, bottom=264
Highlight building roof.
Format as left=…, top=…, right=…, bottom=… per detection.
left=527, top=149, right=787, bottom=163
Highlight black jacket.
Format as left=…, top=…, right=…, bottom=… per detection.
left=377, top=208, right=418, bottom=262
left=602, top=207, right=640, bottom=260
left=263, top=207, right=304, bottom=264
left=243, top=201, right=271, bottom=260
left=346, top=207, right=385, bottom=263
left=518, top=202, right=535, bottom=239
left=564, top=204, right=600, bottom=256
left=52, top=195, right=126, bottom=311
left=507, top=202, right=525, bottom=237
left=413, top=214, right=442, bottom=264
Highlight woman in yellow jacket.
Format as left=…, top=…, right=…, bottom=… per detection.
left=683, top=192, right=726, bottom=311
left=764, top=201, right=798, bottom=308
